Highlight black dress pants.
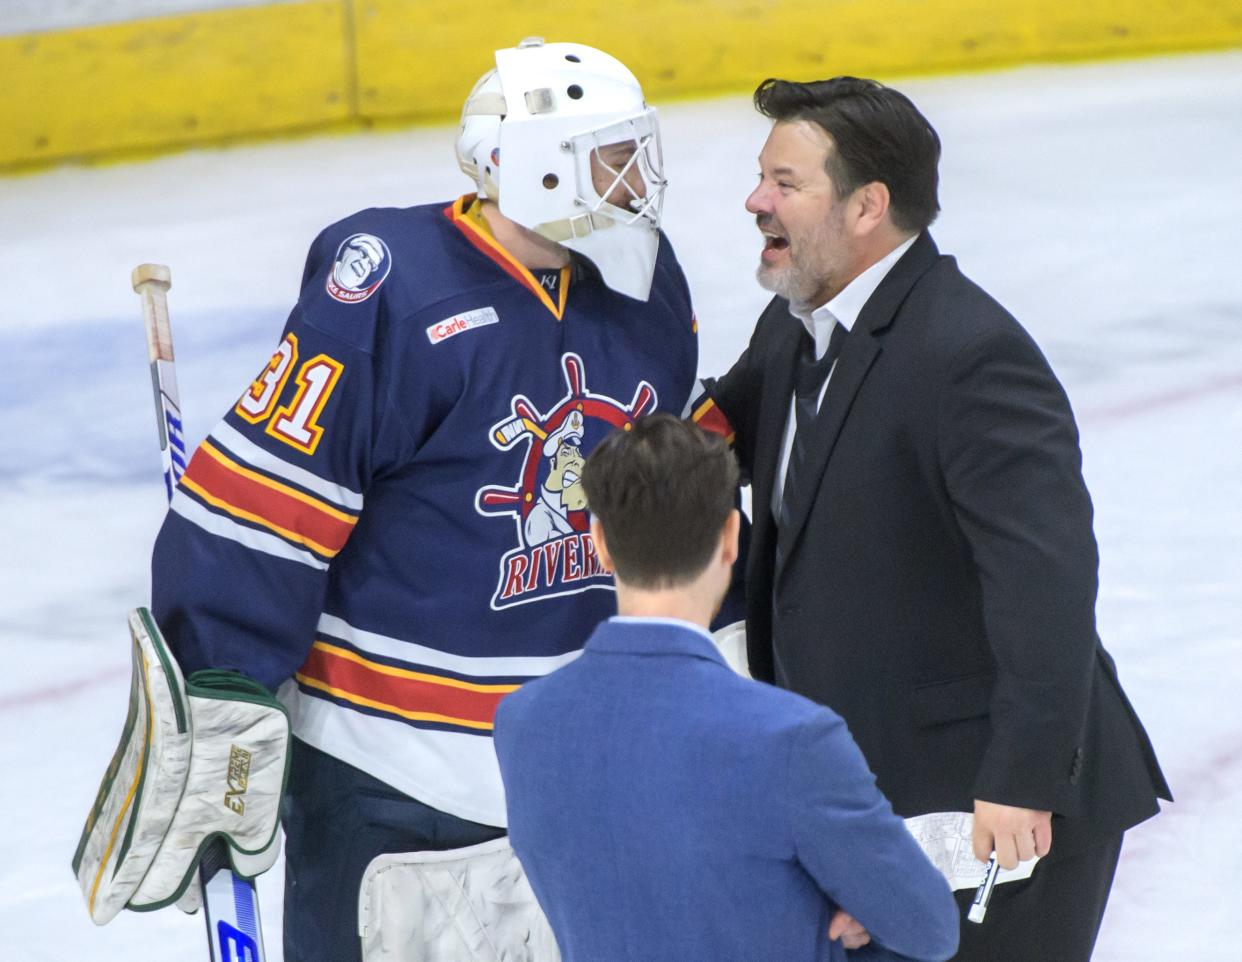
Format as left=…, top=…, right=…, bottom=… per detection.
left=949, top=833, right=1124, bottom=962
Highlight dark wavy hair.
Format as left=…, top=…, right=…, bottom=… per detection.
left=754, top=76, right=942, bottom=232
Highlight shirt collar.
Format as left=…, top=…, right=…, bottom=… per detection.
left=796, top=234, right=918, bottom=356
left=609, top=615, right=716, bottom=644
left=584, top=616, right=726, bottom=665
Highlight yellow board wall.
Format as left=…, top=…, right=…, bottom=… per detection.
left=3, top=0, right=1241, bottom=171
left=1, top=1, right=352, bottom=170
left=354, top=0, right=1242, bottom=120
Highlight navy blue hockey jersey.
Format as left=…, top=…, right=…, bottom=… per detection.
left=152, top=196, right=698, bottom=825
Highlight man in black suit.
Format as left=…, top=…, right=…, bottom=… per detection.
left=700, top=77, right=1170, bottom=960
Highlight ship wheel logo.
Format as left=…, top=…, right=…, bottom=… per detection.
left=475, top=352, right=657, bottom=610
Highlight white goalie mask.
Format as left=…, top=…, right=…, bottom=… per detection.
left=455, top=38, right=667, bottom=301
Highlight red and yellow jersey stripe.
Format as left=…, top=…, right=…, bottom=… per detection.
left=179, top=438, right=359, bottom=560
left=690, top=394, right=736, bottom=446
left=294, top=640, right=520, bottom=734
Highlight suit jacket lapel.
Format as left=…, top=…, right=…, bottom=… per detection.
left=750, top=303, right=804, bottom=544
left=774, top=335, right=879, bottom=574
left=774, top=232, right=941, bottom=578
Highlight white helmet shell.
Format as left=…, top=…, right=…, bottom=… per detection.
left=454, top=38, right=667, bottom=301
left=456, top=68, right=503, bottom=201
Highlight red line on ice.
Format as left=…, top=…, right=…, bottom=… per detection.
left=1083, top=372, right=1242, bottom=424
left=0, top=664, right=129, bottom=712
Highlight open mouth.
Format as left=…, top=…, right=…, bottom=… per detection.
left=761, top=231, right=790, bottom=260
left=562, top=470, right=581, bottom=486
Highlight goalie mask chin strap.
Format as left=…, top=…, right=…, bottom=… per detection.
left=533, top=210, right=616, bottom=243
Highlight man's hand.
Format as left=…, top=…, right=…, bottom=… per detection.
left=973, top=799, right=1052, bottom=870
left=828, top=910, right=871, bottom=949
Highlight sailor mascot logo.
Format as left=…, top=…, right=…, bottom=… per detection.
left=476, top=353, right=657, bottom=610
left=326, top=233, right=392, bottom=304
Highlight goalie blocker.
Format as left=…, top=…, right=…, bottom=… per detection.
left=72, top=607, right=290, bottom=923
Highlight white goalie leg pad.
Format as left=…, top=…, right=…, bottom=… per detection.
left=72, top=608, right=193, bottom=924
left=358, top=837, right=561, bottom=962
left=712, top=620, right=750, bottom=677
left=72, top=607, right=290, bottom=922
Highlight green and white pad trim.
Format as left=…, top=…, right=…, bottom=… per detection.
left=72, top=607, right=290, bottom=923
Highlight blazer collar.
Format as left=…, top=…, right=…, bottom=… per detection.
left=852, top=230, right=939, bottom=338
left=585, top=617, right=728, bottom=666
left=773, top=232, right=941, bottom=576
left=750, top=304, right=806, bottom=528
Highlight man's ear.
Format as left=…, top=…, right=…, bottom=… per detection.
left=590, top=517, right=614, bottom=572
left=850, top=180, right=891, bottom=237
left=721, top=509, right=741, bottom=567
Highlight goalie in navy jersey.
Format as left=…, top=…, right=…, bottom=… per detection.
left=146, top=38, right=700, bottom=961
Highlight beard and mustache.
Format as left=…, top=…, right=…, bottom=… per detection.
left=753, top=210, right=848, bottom=314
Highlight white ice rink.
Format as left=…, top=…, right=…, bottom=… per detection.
left=2, top=50, right=1240, bottom=960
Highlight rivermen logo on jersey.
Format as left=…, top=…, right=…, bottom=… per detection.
left=476, top=353, right=657, bottom=610
left=326, top=233, right=391, bottom=304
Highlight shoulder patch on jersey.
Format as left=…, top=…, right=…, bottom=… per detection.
left=426, top=307, right=500, bottom=345
left=326, top=233, right=392, bottom=304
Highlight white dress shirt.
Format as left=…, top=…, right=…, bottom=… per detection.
left=772, top=235, right=917, bottom=515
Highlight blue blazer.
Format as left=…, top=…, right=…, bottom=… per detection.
left=494, top=618, right=959, bottom=962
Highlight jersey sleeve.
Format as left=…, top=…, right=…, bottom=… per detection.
left=697, top=300, right=784, bottom=484
left=151, top=224, right=424, bottom=691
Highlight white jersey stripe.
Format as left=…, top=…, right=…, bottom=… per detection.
left=171, top=490, right=329, bottom=571
left=211, top=421, right=365, bottom=511
left=680, top=377, right=710, bottom=418
left=316, top=612, right=583, bottom=679
left=283, top=688, right=508, bottom=826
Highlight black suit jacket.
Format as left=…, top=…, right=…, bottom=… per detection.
left=708, top=232, right=1170, bottom=858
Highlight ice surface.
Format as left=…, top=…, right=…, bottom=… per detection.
left=2, top=50, right=1239, bottom=960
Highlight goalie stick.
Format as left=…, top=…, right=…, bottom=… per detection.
left=135, top=264, right=187, bottom=499
left=133, top=264, right=271, bottom=962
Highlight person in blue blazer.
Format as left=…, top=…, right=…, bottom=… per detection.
left=494, top=414, right=958, bottom=962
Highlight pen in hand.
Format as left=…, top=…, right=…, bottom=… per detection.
left=967, top=853, right=1001, bottom=924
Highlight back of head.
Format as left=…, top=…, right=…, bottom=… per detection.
left=582, top=414, right=738, bottom=590
left=754, top=76, right=942, bottom=232
left=456, top=38, right=667, bottom=300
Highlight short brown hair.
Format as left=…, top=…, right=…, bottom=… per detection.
left=754, top=76, right=941, bottom=232
left=582, top=414, right=739, bottom=590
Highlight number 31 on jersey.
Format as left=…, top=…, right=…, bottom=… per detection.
left=235, top=333, right=344, bottom=456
